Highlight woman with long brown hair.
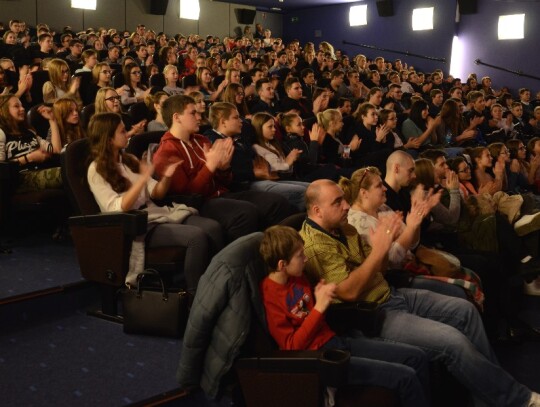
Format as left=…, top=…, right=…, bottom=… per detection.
left=0, top=94, right=62, bottom=190
left=86, top=112, right=221, bottom=292
left=51, top=97, right=84, bottom=148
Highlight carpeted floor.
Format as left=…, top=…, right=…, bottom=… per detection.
left=0, top=233, right=82, bottom=300
left=1, top=233, right=540, bottom=406
left=0, top=308, right=182, bottom=407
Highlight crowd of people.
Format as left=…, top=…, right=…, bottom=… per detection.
left=2, top=18, right=540, bottom=405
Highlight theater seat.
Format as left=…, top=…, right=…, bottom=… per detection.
left=62, top=138, right=188, bottom=319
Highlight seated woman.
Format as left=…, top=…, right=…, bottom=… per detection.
left=42, top=58, right=82, bottom=106
left=220, top=83, right=250, bottom=119
left=162, top=64, right=183, bottom=96
left=435, top=99, right=477, bottom=149
left=188, top=91, right=211, bottom=133
left=468, top=146, right=506, bottom=195
left=86, top=112, right=222, bottom=292
left=95, top=87, right=146, bottom=139
left=0, top=94, right=62, bottom=191
left=278, top=111, right=338, bottom=182
left=119, top=62, right=151, bottom=109
left=145, top=91, right=169, bottom=132
left=250, top=112, right=310, bottom=211
left=401, top=100, right=440, bottom=153
left=339, top=166, right=480, bottom=303
left=196, top=67, right=227, bottom=102
left=79, top=62, right=112, bottom=106
left=379, top=109, right=420, bottom=156
left=317, top=108, right=357, bottom=169
left=51, top=97, right=84, bottom=150
left=346, top=102, right=393, bottom=172
left=488, top=142, right=529, bottom=194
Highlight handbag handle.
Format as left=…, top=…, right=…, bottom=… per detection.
left=136, top=269, right=169, bottom=302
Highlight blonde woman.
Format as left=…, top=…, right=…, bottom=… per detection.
left=163, top=64, right=183, bottom=96
left=42, top=58, right=81, bottom=105
left=95, top=87, right=146, bottom=138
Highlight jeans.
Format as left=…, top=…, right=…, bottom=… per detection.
left=323, top=335, right=430, bottom=407
left=249, top=180, right=309, bottom=211
left=378, top=288, right=531, bottom=407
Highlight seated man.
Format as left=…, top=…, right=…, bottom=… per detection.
left=153, top=95, right=292, bottom=242
left=299, top=179, right=540, bottom=407
left=259, top=225, right=429, bottom=407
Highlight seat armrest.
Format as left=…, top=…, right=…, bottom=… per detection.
left=236, top=349, right=350, bottom=388
left=68, top=210, right=148, bottom=236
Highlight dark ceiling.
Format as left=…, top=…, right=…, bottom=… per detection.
left=214, top=0, right=361, bottom=12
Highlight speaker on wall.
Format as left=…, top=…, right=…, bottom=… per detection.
left=376, top=0, right=394, bottom=17
left=150, top=0, right=169, bottom=15
left=458, top=0, right=477, bottom=14
left=234, top=8, right=256, bottom=25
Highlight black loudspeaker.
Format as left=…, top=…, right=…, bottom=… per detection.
left=234, top=8, right=256, bottom=25
left=150, top=0, right=169, bottom=15
left=458, top=0, right=477, bottom=14
left=376, top=0, right=394, bottom=17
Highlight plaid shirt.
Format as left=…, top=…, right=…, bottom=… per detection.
left=300, top=219, right=391, bottom=305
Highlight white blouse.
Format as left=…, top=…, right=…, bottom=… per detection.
left=87, top=159, right=157, bottom=212
left=348, top=205, right=417, bottom=269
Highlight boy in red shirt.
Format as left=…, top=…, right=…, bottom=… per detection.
left=259, top=225, right=429, bottom=407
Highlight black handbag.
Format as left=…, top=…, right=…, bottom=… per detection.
left=121, top=270, right=191, bottom=338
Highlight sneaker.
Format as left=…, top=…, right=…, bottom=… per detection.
left=514, top=212, right=540, bottom=236
left=524, top=277, right=540, bottom=296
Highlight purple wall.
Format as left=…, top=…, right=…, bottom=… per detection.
left=283, top=0, right=456, bottom=75
left=457, top=0, right=540, bottom=95
left=283, top=0, right=540, bottom=96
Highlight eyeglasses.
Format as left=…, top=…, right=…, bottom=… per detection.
left=357, top=166, right=377, bottom=188
left=131, top=71, right=142, bottom=75
left=61, top=69, right=70, bottom=74
left=105, top=95, right=121, bottom=101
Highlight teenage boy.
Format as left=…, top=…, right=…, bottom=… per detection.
left=259, top=225, right=429, bottom=407
left=153, top=95, right=291, bottom=241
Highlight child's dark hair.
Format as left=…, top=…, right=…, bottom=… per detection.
left=259, top=226, right=303, bottom=272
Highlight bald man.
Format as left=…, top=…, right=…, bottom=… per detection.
left=383, top=150, right=416, bottom=214
left=299, top=179, right=538, bottom=407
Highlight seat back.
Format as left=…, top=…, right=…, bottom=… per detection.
left=125, top=131, right=165, bottom=159
left=62, top=138, right=100, bottom=216
left=26, top=104, right=50, bottom=138
left=149, top=73, right=166, bottom=88
left=279, top=213, right=307, bottom=230
left=80, top=103, right=96, bottom=130
left=112, top=72, right=125, bottom=88
left=29, top=70, right=50, bottom=106
left=128, top=101, right=153, bottom=124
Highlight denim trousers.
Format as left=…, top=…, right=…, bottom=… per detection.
left=324, top=335, right=430, bottom=407
left=378, top=287, right=531, bottom=407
